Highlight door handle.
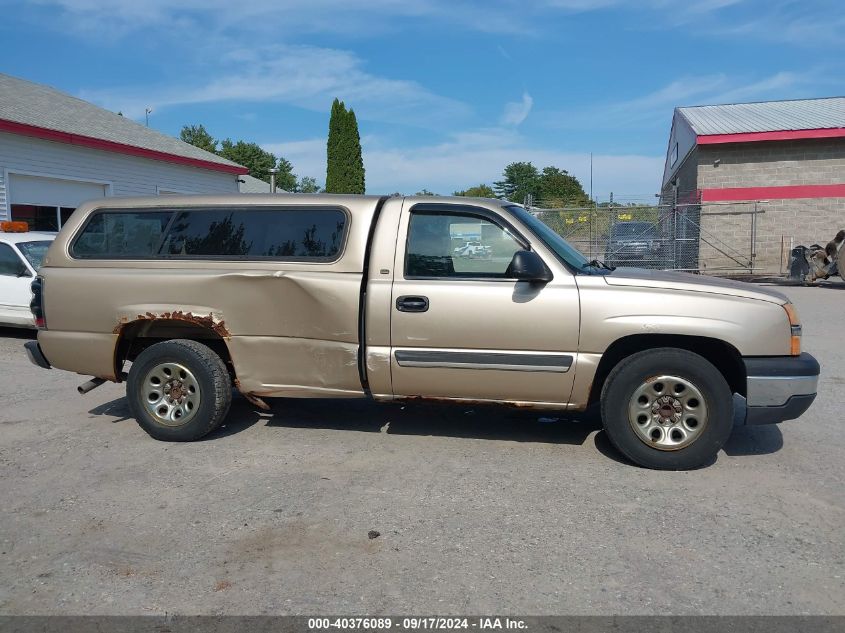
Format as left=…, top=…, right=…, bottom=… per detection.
left=396, top=295, right=429, bottom=313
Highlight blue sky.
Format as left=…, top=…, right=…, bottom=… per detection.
left=1, top=0, right=843, bottom=200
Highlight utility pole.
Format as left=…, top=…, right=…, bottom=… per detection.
left=589, top=152, right=593, bottom=203
left=145, top=108, right=153, bottom=127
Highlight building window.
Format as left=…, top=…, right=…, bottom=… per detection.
left=669, top=143, right=679, bottom=168
left=10, top=204, right=76, bottom=232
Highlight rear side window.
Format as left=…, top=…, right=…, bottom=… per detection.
left=71, top=207, right=348, bottom=261
left=73, top=211, right=172, bottom=258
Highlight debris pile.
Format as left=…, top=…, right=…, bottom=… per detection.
left=788, top=229, right=844, bottom=283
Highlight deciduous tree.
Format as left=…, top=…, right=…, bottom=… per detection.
left=218, top=139, right=277, bottom=183
left=538, top=166, right=588, bottom=207
left=180, top=124, right=217, bottom=154
left=454, top=184, right=497, bottom=198
left=493, top=162, right=540, bottom=203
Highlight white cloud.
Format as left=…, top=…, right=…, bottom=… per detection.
left=500, top=93, right=534, bottom=126
left=541, top=69, right=834, bottom=131
left=22, top=0, right=785, bottom=41
left=79, top=44, right=470, bottom=125
left=264, top=128, right=662, bottom=199
left=24, top=0, right=540, bottom=36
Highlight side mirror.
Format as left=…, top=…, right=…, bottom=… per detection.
left=16, top=264, right=31, bottom=278
left=509, top=250, right=553, bottom=283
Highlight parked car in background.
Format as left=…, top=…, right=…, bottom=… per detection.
left=0, top=222, right=54, bottom=327
left=453, top=240, right=492, bottom=259
left=25, top=195, right=819, bottom=470
left=604, top=221, right=664, bottom=268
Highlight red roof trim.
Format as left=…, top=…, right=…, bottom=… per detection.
left=697, top=127, right=845, bottom=145
left=701, top=183, right=845, bottom=202
left=0, top=118, right=248, bottom=175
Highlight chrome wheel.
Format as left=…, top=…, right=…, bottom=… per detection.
left=141, top=362, right=201, bottom=427
left=627, top=375, right=708, bottom=451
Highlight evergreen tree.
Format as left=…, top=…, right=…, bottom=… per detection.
left=325, top=98, right=365, bottom=194
left=346, top=108, right=365, bottom=194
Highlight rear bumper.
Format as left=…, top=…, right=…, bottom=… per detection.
left=24, top=340, right=51, bottom=370
left=742, top=353, right=819, bottom=425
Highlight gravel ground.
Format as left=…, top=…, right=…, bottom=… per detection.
left=0, top=284, right=842, bottom=615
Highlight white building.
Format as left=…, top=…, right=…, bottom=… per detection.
left=0, top=73, right=248, bottom=231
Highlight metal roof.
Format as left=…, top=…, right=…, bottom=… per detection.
left=677, top=97, right=845, bottom=135
left=0, top=73, right=242, bottom=169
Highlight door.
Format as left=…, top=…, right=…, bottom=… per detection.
left=389, top=203, right=581, bottom=405
left=9, top=173, right=107, bottom=231
left=0, top=242, right=35, bottom=326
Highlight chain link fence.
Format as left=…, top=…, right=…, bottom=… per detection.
left=530, top=196, right=768, bottom=274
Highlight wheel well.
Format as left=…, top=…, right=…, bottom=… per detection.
left=587, top=334, right=745, bottom=405
left=114, top=319, right=233, bottom=380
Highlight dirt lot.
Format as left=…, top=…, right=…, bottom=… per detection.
left=0, top=284, right=842, bottom=615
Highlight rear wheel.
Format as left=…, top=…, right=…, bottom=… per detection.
left=127, top=339, right=232, bottom=441
left=600, top=347, right=733, bottom=469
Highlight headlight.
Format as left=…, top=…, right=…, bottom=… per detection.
left=782, top=302, right=801, bottom=356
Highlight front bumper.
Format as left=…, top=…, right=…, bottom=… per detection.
left=741, top=353, right=819, bottom=425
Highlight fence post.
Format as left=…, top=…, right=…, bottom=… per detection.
left=751, top=201, right=758, bottom=274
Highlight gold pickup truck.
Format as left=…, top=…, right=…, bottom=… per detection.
left=24, top=194, right=820, bottom=469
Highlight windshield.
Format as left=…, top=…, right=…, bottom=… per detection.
left=504, top=205, right=590, bottom=270
left=16, top=241, right=52, bottom=270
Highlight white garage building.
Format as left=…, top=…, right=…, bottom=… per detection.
left=0, top=73, right=248, bottom=231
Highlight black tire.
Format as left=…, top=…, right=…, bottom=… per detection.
left=600, top=347, right=733, bottom=470
left=127, top=339, right=232, bottom=441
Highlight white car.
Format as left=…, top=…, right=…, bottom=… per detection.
left=453, top=241, right=492, bottom=258
left=0, top=225, right=54, bottom=327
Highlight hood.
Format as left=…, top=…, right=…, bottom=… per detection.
left=603, top=268, right=788, bottom=304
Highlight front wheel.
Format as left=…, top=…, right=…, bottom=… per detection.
left=600, top=348, right=733, bottom=469
left=127, top=339, right=232, bottom=441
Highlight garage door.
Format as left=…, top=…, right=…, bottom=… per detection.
left=9, top=174, right=107, bottom=207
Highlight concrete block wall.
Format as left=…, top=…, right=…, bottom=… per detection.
left=696, top=139, right=845, bottom=273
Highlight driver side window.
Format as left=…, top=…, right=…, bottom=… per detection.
left=405, top=211, right=524, bottom=279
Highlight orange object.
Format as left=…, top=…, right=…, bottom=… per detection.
left=782, top=303, right=802, bottom=356
left=0, top=221, right=29, bottom=233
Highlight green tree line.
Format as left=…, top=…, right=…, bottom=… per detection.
left=179, top=124, right=321, bottom=193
